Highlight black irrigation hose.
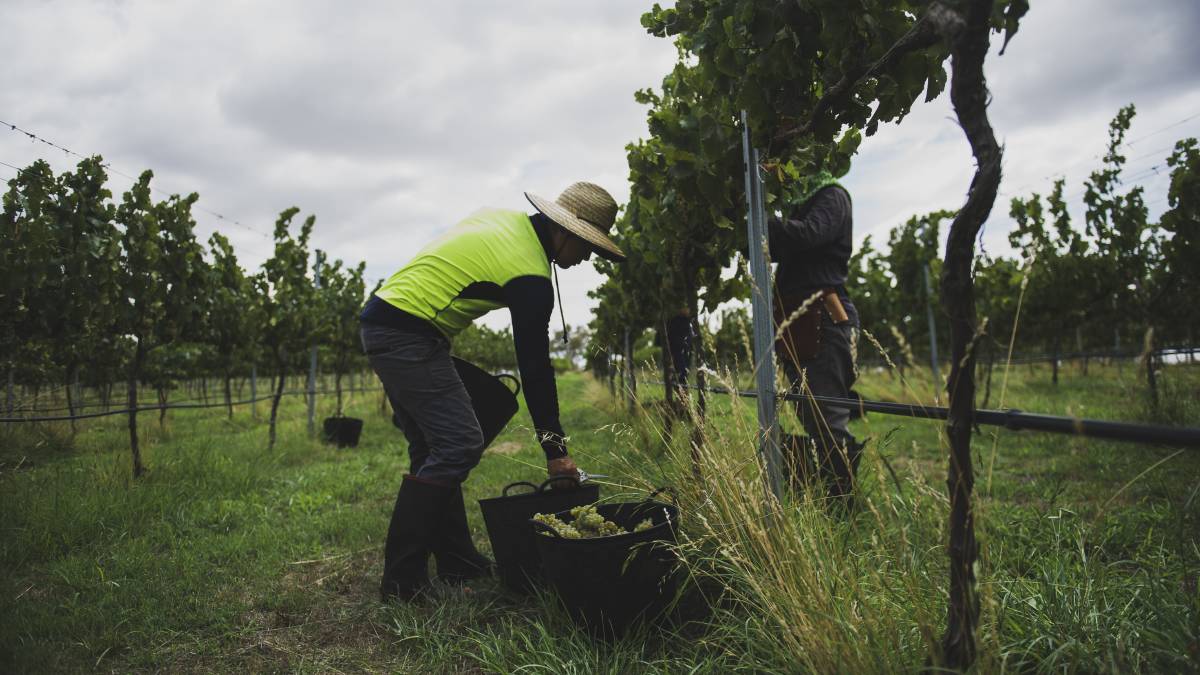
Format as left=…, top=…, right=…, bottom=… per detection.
left=667, top=382, right=1200, bottom=448
left=853, top=346, right=1200, bottom=369
left=960, top=347, right=1198, bottom=366
left=0, top=387, right=385, bottom=423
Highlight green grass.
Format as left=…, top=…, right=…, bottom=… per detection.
left=1, top=361, right=1198, bottom=673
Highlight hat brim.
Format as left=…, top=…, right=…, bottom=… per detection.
left=525, top=192, right=626, bottom=262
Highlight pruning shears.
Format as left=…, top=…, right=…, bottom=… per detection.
left=545, top=469, right=607, bottom=489
left=576, top=469, right=608, bottom=484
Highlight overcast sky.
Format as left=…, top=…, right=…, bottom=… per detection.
left=3, top=0, right=1198, bottom=333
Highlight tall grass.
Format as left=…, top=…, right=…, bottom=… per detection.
left=604, top=369, right=948, bottom=672
left=604, top=360, right=1199, bottom=673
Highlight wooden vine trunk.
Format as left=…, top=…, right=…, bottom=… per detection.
left=127, top=340, right=146, bottom=478
left=624, top=329, right=637, bottom=414
left=934, top=0, right=1002, bottom=668
left=268, top=351, right=288, bottom=450
left=335, top=372, right=344, bottom=416
left=225, top=375, right=234, bottom=419
left=64, top=364, right=79, bottom=434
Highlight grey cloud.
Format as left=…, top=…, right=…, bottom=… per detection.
left=216, top=4, right=659, bottom=167
left=988, top=0, right=1200, bottom=129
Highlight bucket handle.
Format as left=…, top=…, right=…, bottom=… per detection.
left=539, top=475, right=582, bottom=492
left=499, top=475, right=583, bottom=497
left=529, top=518, right=563, bottom=538
left=647, top=486, right=677, bottom=506
left=497, top=373, right=521, bottom=396
left=502, top=481, right=539, bottom=497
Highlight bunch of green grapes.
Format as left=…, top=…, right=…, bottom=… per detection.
left=532, top=512, right=581, bottom=539
left=569, top=505, right=623, bottom=537
left=533, top=507, right=658, bottom=539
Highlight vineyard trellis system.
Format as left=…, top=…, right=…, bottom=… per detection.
left=664, top=381, right=1200, bottom=448
left=0, top=385, right=385, bottom=424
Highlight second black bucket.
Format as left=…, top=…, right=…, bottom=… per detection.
left=452, top=357, right=521, bottom=448
left=322, top=416, right=364, bottom=448
left=531, top=493, right=680, bottom=638
left=479, top=479, right=600, bottom=593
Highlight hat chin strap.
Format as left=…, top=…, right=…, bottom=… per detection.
left=551, top=239, right=569, bottom=346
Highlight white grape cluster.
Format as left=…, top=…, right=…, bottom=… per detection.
left=533, top=505, right=654, bottom=539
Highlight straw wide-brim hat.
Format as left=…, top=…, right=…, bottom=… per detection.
left=525, top=182, right=625, bottom=262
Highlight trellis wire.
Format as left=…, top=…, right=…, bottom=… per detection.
left=665, top=381, right=1200, bottom=448
left=0, top=386, right=384, bottom=424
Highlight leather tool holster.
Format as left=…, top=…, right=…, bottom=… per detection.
left=774, top=288, right=849, bottom=366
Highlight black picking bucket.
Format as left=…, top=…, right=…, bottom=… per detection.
left=452, top=357, right=521, bottom=448
left=322, top=416, right=364, bottom=448
left=478, top=478, right=600, bottom=593
left=530, top=490, right=680, bottom=638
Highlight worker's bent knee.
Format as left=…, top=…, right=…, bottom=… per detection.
left=415, top=425, right=486, bottom=484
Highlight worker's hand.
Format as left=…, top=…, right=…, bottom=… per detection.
left=546, top=456, right=579, bottom=490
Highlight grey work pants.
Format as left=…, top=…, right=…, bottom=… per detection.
left=783, top=319, right=858, bottom=449
left=361, top=322, right=484, bottom=484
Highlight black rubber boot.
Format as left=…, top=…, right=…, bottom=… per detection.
left=782, top=433, right=817, bottom=490
left=432, top=484, right=494, bottom=583
left=823, top=434, right=864, bottom=510
left=380, top=475, right=452, bottom=602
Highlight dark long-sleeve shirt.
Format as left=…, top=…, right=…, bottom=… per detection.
left=502, top=274, right=566, bottom=458
left=768, top=185, right=859, bottom=326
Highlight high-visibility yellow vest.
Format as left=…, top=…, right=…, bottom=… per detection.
left=373, top=208, right=549, bottom=338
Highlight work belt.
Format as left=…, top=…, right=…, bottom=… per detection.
left=773, top=287, right=850, bottom=365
